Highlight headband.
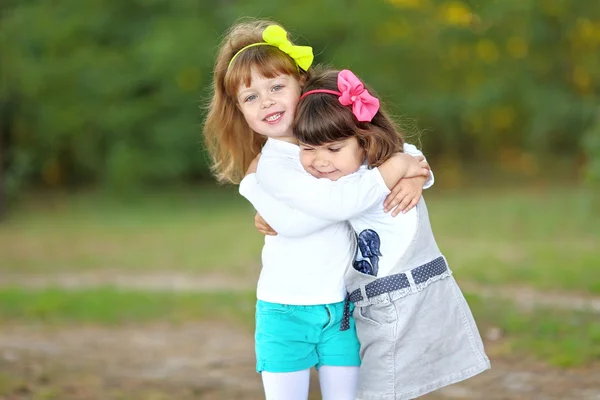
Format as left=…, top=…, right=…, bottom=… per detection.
left=228, top=25, right=314, bottom=71
left=299, top=70, right=380, bottom=122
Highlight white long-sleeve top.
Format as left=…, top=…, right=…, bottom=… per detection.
left=239, top=138, right=432, bottom=303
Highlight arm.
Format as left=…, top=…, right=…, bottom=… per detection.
left=403, top=143, right=434, bottom=189
left=381, top=143, right=435, bottom=215
left=239, top=174, right=337, bottom=237
left=377, top=153, right=429, bottom=188
left=256, top=154, right=428, bottom=221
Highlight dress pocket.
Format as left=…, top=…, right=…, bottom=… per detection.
left=355, top=301, right=395, bottom=327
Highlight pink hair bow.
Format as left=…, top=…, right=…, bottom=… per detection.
left=337, top=70, right=380, bottom=122
left=299, top=69, right=380, bottom=122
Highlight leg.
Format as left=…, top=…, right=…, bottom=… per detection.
left=316, top=302, right=362, bottom=400
left=262, top=369, right=311, bottom=400
left=318, top=366, right=359, bottom=400
left=255, top=301, right=319, bottom=399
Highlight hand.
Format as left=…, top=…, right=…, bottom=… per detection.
left=245, top=153, right=261, bottom=176
left=406, top=155, right=430, bottom=179
left=383, top=176, right=426, bottom=216
left=255, top=212, right=277, bottom=236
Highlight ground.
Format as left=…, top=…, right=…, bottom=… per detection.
left=1, top=272, right=599, bottom=400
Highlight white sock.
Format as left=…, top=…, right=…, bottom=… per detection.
left=318, top=365, right=360, bottom=400
left=261, top=369, right=311, bottom=400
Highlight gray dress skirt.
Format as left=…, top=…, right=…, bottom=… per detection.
left=343, top=199, right=491, bottom=400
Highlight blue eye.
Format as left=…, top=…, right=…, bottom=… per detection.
left=272, top=84, right=284, bottom=91
left=244, top=94, right=257, bottom=102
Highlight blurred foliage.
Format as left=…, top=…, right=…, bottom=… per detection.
left=1, top=0, right=599, bottom=195
left=583, top=109, right=600, bottom=185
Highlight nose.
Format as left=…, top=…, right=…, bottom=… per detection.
left=260, top=94, right=275, bottom=109
left=314, top=151, right=331, bottom=167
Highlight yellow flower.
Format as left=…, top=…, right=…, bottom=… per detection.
left=440, top=1, right=472, bottom=27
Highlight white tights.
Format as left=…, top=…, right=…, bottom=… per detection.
left=261, top=366, right=359, bottom=400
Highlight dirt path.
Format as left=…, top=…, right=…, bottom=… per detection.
left=1, top=323, right=599, bottom=400
left=1, top=271, right=600, bottom=399
left=0, top=271, right=256, bottom=293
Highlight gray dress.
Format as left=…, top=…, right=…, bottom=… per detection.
left=344, top=198, right=491, bottom=400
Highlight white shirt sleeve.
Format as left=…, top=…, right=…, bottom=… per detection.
left=256, top=156, right=389, bottom=221
left=403, top=143, right=434, bottom=189
left=239, top=174, right=337, bottom=237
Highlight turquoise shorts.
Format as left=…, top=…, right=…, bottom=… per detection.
left=255, top=300, right=361, bottom=373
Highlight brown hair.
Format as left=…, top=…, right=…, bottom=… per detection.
left=294, top=67, right=405, bottom=168
left=203, top=18, right=310, bottom=184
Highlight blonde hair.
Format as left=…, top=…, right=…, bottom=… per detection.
left=294, top=67, right=405, bottom=168
left=204, top=18, right=310, bottom=184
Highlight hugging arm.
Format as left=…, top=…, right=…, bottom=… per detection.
left=239, top=174, right=336, bottom=237
left=256, top=152, right=428, bottom=221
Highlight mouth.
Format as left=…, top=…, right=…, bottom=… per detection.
left=317, top=170, right=338, bottom=177
left=263, top=112, right=283, bottom=123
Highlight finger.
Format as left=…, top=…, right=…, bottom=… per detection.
left=384, top=186, right=403, bottom=208
left=407, top=196, right=420, bottom=211
left=384, top=192, right=397, bottom=210
left=390, top=193, right=411, bottom=216
left=258, top=227, right=277, bottom=236
left=402, top=193, right=422, bottom=215
left=384, top=189, right=405, bottom=212
left=396, top=194, right=414, bottom=215
left=388, top=192, right=409, bottom=214
left=257, top=222, right=275, bottom=233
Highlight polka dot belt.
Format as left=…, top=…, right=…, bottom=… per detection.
left=340, top=256, right=448, bottom=331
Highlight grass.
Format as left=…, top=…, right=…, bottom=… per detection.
left=466, top=292, right=600, bottom=367
left=428, top=186, right=600, bottom=294
left=1, top=184, right=599, bottom=368
left=0, top=286, right=256, bottom=327
left=2, top=184, right=598, bottom=294
left=1, top=186, right=264, bottom=273
left=0, top=286, right=598, bottom=367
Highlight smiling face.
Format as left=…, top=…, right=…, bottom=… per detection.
left=299, top=137, right=365, bottom=181
left=236, top=69, right=303, bottom=143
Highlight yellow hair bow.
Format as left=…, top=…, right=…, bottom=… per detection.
left=228, top=25, right=314, bottom=71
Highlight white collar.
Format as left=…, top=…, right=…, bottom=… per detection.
left=262, top=138, right=300, bottom=158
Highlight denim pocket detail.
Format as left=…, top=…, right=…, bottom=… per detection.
left=356, top=301, right=395, bottom=327
left=256, top=301, right=296, bottom=316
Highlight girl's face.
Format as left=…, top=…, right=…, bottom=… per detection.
left=299, top=137, right=365, bottom=181
left=236, top=69, right=302, bottom=143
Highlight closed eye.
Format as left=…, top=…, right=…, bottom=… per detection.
left=328, top=148, right=341, bottom=153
